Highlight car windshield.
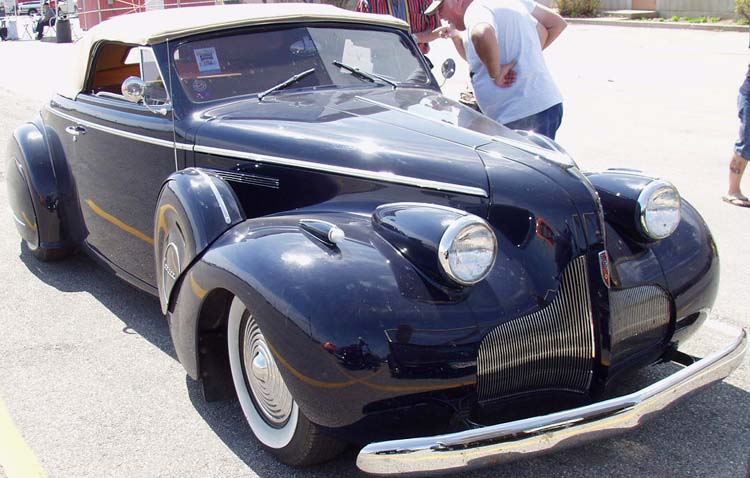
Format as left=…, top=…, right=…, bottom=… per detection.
left=172, top=25, right=430, bottom=102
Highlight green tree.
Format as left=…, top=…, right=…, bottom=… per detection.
left=556, top=0, right=600, bottom=18
left=738, top=0, right=750, bottom=21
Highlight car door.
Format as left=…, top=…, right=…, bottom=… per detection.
left=45, top=43, right=186, bottom=288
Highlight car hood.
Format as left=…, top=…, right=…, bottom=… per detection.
left=193, top=88, right=568, bottom=197
left=193, top=87, right=604, bottom=296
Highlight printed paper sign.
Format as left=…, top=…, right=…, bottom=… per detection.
left=341, top=40, right=373, bottom=74
left=193, top=47, right=221, bottom=74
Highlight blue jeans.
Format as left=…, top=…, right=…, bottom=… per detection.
left=734, top=93, right=750, bottom=160
left=505, top=103, right=564, bottom=140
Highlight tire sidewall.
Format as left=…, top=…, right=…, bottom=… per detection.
left=227, top=297, right=299, bottom=450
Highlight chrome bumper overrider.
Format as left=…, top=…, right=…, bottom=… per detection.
left=357, top=320, right=747, bottom=476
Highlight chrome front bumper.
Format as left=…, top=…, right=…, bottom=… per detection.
left=357, top=320, right=747, bottom=476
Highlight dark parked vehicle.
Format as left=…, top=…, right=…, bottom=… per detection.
left=6, top=4, right=747, bottom=475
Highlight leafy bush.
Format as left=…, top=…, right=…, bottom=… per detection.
left=737, top=0, right=750, bottom=21
left=556, top=0, right=600, bottom=17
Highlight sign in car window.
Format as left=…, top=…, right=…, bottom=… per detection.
left=193, top=47, right=221, bottom=74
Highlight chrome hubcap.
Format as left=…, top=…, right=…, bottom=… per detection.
left=242, top=317, right=294, bottom=427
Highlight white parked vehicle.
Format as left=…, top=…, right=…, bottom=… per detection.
left=17, top=0, right=44, bottom=15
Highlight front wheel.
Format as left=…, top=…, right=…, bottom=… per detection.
left=227, top=297, right=345, bottom=466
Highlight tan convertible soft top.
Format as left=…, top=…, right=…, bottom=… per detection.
left=62, top=3, right=409, bottom=98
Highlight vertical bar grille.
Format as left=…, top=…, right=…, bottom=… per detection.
left=477, top=256, right=595, bottom=401
left=609, top=285, right=670, bottom=363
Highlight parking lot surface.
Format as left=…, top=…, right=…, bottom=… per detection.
left=0, top=23, right=748, bottom=478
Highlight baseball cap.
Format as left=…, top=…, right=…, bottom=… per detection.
left=424, top=0, right=443, bottom=16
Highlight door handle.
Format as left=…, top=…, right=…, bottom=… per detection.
left=65, top=125, right=86, bottom=141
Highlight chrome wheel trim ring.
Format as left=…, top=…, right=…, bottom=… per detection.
left=228, top=297, right=298, bottom=449
left=161, top=241, right=180, bottom=305
left=241, top=318, right=294, bottom=427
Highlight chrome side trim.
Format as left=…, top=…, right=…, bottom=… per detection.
left=210, top=170, right=280, bottom=189
left=357, top=320, right=747, bottom=476
left=47, top=107, right=488, bottom=197
left=196, top=169, right=231, bottom=224
left=47, top=107, right=193, bottom=151
left=193, top=144, right=489, bottom=197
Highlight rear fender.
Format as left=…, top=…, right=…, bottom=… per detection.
left=155, top=168, right=245, bottom=314
left=6, top=117, right=82, bottom=250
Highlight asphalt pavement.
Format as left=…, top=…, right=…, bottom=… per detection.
left=0, top=23, right=749, bottom=478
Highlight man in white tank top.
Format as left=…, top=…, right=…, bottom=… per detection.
left=426, top=0, right=566, bottom=139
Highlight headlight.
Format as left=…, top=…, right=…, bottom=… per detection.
left=637, top=180, right=681, bottom=240
left=438, top=216, right=497, bottom=286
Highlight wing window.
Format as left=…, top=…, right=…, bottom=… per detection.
left=88, top=43, right=169, bottom=105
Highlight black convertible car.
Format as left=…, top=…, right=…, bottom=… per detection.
left=5, top=4, right=747, bottom=475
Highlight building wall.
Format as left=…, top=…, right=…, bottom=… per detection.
left=536, top=0, right=630, bottom=10
left=536, top=0, right=736, bottom=18
left=657, top=0, right=736, bottom=18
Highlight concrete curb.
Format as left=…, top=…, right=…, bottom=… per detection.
left=566, top=17, right=749, bottom=33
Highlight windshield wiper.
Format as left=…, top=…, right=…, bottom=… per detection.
left=332, top=61, right=397, bottom=88
left=258, top=68, right=316, bottom=101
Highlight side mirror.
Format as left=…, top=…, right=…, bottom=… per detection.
left=122, top=76, right=146, bottom=103
left=441, top=58, right=456, bottom=80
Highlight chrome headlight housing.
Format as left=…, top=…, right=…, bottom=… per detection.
left=637, top=180, right=681, bottom=240
left=438, top=216, right=498, bottom=286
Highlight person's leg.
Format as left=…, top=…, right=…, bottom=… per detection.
left=544, top=103, right=563, bottom=140
left=726, top=93, right=750, bottom=205
left=728, top=153, right=748, bottom=199
left=504, top=113, right=536, bottom=134
left=504, top=103, right=563, bottom=139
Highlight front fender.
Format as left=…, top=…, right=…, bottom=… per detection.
left=169, top=212, right=530, bottom=428
left=589, top=171, right=719, bottom=345
left=651, top=200, right=719, bottom=343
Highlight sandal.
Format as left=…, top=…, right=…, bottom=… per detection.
left=722, top=195, right=750, bottom=208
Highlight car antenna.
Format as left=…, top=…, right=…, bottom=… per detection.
left=167, top=37, right=179, bottom=172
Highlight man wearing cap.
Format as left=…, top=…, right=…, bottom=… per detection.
left=356, top=0, right=454, bottom=55
left=426, top=0, right=566, bottom=139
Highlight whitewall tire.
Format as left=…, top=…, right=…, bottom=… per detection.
left=226, top=297, right=345, bottom=466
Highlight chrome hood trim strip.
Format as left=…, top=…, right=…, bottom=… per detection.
left=355, top=96, right=572, bottom=166
left=193, top=144, right=488, bottom=197
left=357, top=320, right=747, bottom=476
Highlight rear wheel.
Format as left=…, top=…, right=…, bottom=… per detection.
left=227, top=297, right=345, bottom=466
left=28, top=8, right=37, bottom=15
left=22, top=209, right=73, bottom=262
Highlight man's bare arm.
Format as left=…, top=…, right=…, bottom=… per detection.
left=451, top=35, right=467, bottom=60
left=532, top=3, right=566, bottom=49
left=470, top=23, right=516, bottom=87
